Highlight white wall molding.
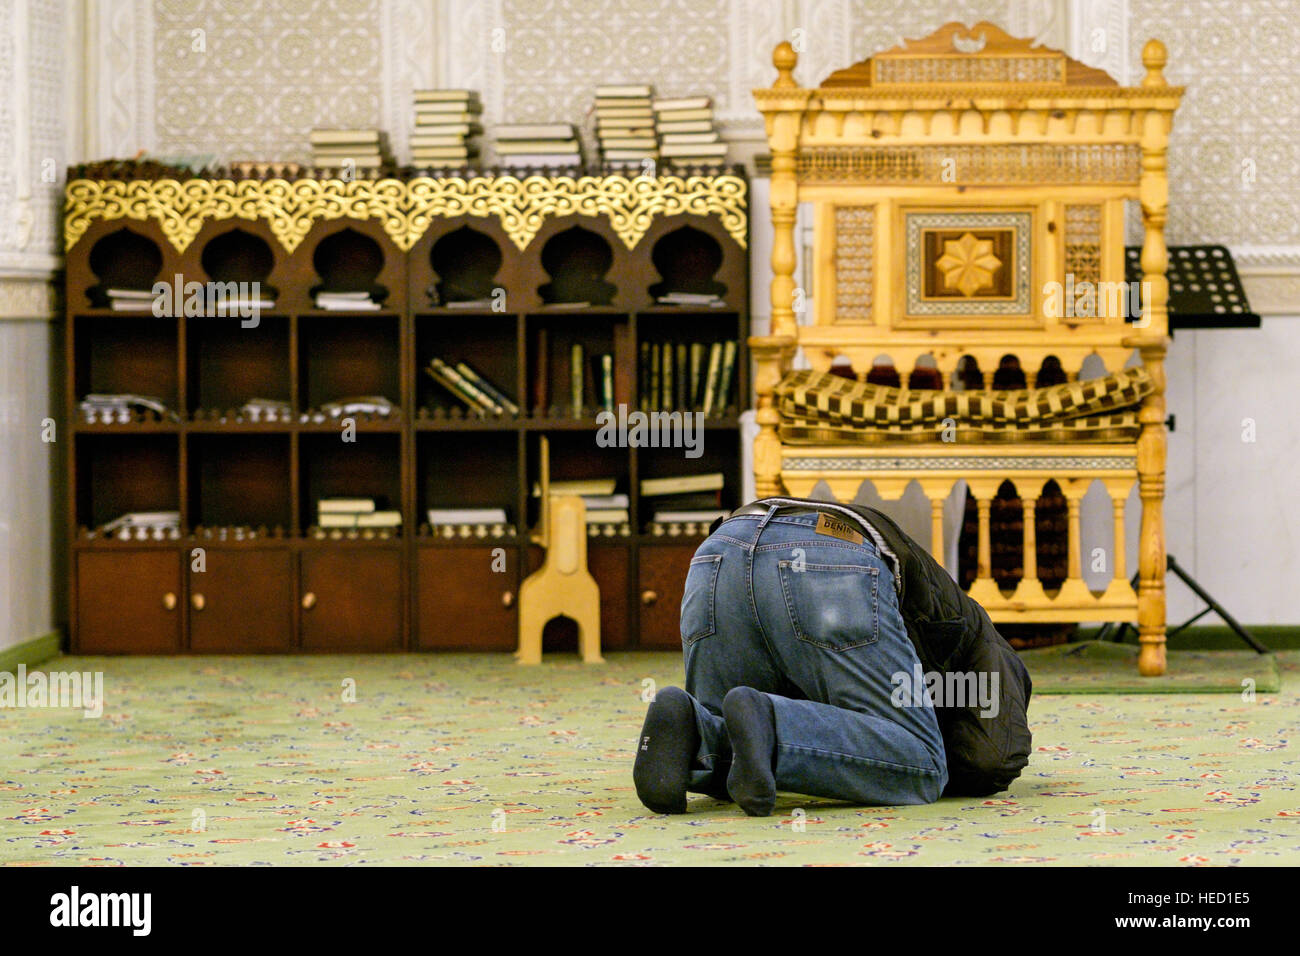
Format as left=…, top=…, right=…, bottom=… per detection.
left=1233, top=246, right=1300, bottom=317
left=380, top=0, right=438, bottom=164
left=0, top=276, right=58, bottom=321
left=86, top=0, right=155, bottom=159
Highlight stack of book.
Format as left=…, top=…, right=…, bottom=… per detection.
left=100, top=510, right=181, bottom=540
left=316, top=395, right=395, bottom=419
left=494, top=123, right=582, bottom=169
left=425, top=356, right=519, bottom=417
left=593, top=84, right=657, bottom=169
left=314, top=290, right=382, bottom=311
left=637, top=339, right=737, bottom=415
left=641, top=472, right=727, bottom=526
left=534, top=478, right=628, bottom=526
left=317, top=498, right=401, bottom=530
left=426, top=507, right=516, bottom=540
left=79, top=393, right=177, bottom=423
left=308, top=129, right=392, bottom=171
left=102, top=288, right=156, bottom=311
left=410, top=89, right=483, bottom=167
left=653, top=96, right=727, bottom=167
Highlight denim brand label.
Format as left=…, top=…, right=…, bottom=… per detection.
left=814, top=513, right=865, bottom=545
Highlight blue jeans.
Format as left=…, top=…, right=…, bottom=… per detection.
left=680, top=506, right=949, bottom=805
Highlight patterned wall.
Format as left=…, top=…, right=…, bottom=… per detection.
left=1130, top=0, right=1298, bottom=246
left=152, top=0, right=386, bottom=162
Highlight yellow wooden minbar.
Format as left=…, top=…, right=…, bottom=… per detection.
left=750, top=23, right=1182, bottom=675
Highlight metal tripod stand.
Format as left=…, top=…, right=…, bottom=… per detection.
left=1095, top=554, right=1269, bottom=652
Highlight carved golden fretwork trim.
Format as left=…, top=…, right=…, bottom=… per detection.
left=64, top=174, right=749, bottom=254
left=796, top=145, right=1141, bottom=185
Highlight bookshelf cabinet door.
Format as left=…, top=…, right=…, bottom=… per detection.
left=300, top=550, right=404, bottom=651
left=417, top=547, right=518, bottom=650
left=76, top=550, right=182, bottom=653
left=189, top=549, right=293, bottom=652
left=638, top=545, right=699, bottom=650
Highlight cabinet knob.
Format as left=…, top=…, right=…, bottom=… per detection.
left=501, top=590, right=515, bottom=608
left=641, top=589, right=659, bottom=606
left=302, top=592, right=317, bottom=610
left=162, top=592, right=177, bottom=611
left=191, top=593, right=205, bottom=611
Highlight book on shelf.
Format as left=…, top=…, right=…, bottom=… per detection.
left=534, top=478, right=618, bottom=497
left=655, top=120, right=715, bottom=135
left=80, top=393, right=177, bottom=420
left=409, top=123, right=482, bottom=138
left=715, top=340, right=737, bottom=414
left=657, top=290, right=725, bottom=306
left=702, top=342, right=724, bottom=415
left=654, top=108, right=714, bottom=123
left=641, top=472, right=724, bottom=496
left=661, top=131, right=721, bottom=145
left=319, top=510, right=402, bottom=529
left=413, top=100, right=482, bottom=115
left=494, top=139, right=582, bottom=154
left=454, top=361, right=519, bottom=416
left=99, top=511, right=181, bottom=534
left=661, top=142, right=729, bottom=158
left=652, top=96, right=711, bottom=112
left=495, top=123, right=577, bottom=140
left=569, top=342, right=584, bottom=415
left=414, top=89, right=480, bottom=103
left=576, top=493, right=629, bottom=510
left=410, top=146, right=479, bottom=162
left=410, top=133, right=476, bottom=148
left=584, top=507, right=629, bottom=524
left=103, top=287, right=157, bottom=310
left=315, top=290, right=381, bottom=310
left=318, top=497, right=376, bottom=514
left=427, top=507, right=510, bottom=525
left=593, top=84, right=658, bottom=165
left=599, top=353, right=614, bottom=413
left=652, top=508, right=729, bottom=523
left=498, top=153, right=583, bottom=167
left=426, top=358, right=505, bottom=415
left=316, top=395, right=395, bottom=418
left=309, top=129, right=384, bottom=147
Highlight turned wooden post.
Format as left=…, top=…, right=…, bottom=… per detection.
left=1135, top=38, right=1173, bottom=676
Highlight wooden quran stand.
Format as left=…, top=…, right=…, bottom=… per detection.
left=517, top=437, right=604, bottom=664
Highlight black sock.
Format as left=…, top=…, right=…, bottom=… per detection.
left=633, top=686, right=698, bottom=814
left=723, top=686, right=777, bottom=817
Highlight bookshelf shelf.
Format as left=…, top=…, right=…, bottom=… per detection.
left=64, top=171, right=748, bottom=653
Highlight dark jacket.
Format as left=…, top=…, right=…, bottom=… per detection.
left=746, top=498, right=1033, bottom=796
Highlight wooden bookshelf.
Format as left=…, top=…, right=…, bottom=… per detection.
left=63, top=169, right=749, bottom=653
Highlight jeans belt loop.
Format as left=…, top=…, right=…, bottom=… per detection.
left=757, top=503, right=780, bottom=529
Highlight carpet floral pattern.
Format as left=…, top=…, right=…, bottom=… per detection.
left=1, top=652, right=1297, bottom=866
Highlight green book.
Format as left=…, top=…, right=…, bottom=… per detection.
left=599, top=354, right=614, bottom=413
left=689, top=342, right=706, bottom=409
left=431, top=356, right=501, bottom=413
left=660, top=342, right=674, bottom=412
left=649, top=342, right=661, bottom=412
left=715, top=340, right=738, bottom=414
left=702, top=342, right=723, bottom=416
left=455, top=361, right=519, bottom=416
left=570, top=342, right=584, bottom=416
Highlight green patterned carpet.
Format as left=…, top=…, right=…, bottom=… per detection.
left=2, top=651, right=1298, bottom=866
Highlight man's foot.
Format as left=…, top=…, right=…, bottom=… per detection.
left=633, top=686, right=699, bottom=814
left=723, top=686, right=777, bottom=817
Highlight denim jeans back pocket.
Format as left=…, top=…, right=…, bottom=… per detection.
left=778, top=560, right=879, bottom=651
left=680, top=553, right=723, bottom=645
